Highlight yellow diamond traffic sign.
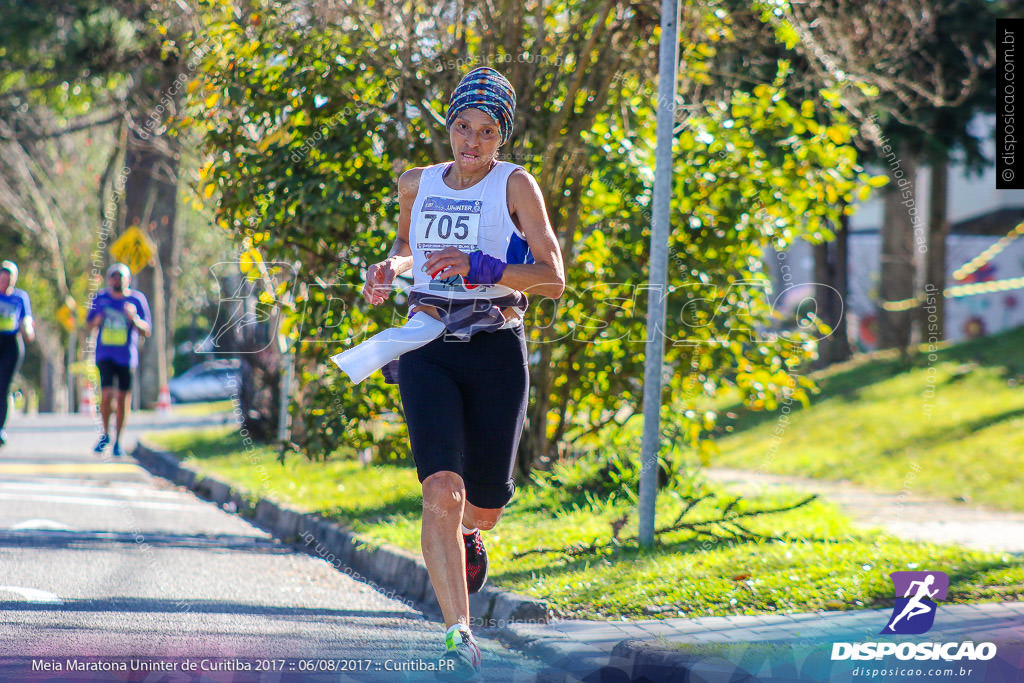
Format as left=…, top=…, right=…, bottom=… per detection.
left=56, top=304, right=76, bottom=332
left=110, top=226, right=156, bottom=274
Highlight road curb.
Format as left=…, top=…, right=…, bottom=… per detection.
left=496, top=623, right=624, bottom=682
left=132, top=441, right=551, bottom=625
left=609, top=639, right=757, bottom=683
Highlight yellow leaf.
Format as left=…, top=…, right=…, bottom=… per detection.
left=825, top=126, right=848, bottom=144
left=867, top=175, right=889, bottom=188
left=239, top=248, right=263, bottom=275
left=280, top=314, right=296, bottom=337
left=820, top=89, right=840, bottom=105
left=205, top=92, right=220, bottom=108
left=239, top=250, right=252, bottom=274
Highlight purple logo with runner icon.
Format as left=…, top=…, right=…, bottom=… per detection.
left=882, top=571, right=948, bottom=634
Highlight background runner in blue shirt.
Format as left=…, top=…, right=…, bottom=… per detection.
left=0, top=261, right=35, bottom=446
left=87, top=263, right=151, bottom=457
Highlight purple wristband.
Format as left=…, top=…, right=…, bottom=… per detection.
left=466, top=250, right=507, bottom=286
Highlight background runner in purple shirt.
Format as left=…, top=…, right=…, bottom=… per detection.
left=86, top=263, right=151, bottom=457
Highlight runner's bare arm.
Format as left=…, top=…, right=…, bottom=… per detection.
left=362, top=168, right=423, bottom=305
left=387, top=168, right=423, bottom=270
left=20, top=317, right=34, bottom=343
left=123, top=302, right=151, bottom=337
left=499, top=169, right=565, bottom=299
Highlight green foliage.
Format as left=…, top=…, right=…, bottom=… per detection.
left=527, top=429, right=707, bottom=512
left=182, top=4, right=410, bottom=458
left=552, top=52, right=873, bottom=458
left=183, top=1, right=881, bottom=475
left=0, top=1, right=138, bottom=114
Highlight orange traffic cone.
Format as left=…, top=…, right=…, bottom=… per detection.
left=157, top=385, right=172, bottom=414
left=79, top=385, right=95, bottom=415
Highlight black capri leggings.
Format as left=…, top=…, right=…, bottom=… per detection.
left=398, top=326, right=529, bottom=510
left=0, top=333, right=24, bottom=431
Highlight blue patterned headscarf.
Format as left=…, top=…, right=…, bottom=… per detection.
left=445, top=67, right=516, bottom=145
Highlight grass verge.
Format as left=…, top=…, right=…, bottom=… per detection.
left=712, top=325, right=1024, bottom=511
left=146, top=426, right=1024, bottom=620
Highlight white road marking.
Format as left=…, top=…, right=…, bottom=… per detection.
left=0, top=586, right=63, bottom=604
left=10, top=519, right=79, bottom=531
left=0, top=480, right=186, bottom=499
left=0, top=492, right=200, bottom=511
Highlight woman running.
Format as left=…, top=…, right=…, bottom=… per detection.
left=361, top=67, right=564, bottom=680
left=0, top=261, right=34, bottom=446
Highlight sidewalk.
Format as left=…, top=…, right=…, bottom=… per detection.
left=703, top=467, right=1024, bottom=554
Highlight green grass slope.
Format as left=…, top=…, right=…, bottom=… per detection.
left=714, top=325, right=1024, bottom=511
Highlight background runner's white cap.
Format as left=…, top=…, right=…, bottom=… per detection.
left=0, top=261, right=18, bottom=279
left=107, top=263, right=130, bottom=278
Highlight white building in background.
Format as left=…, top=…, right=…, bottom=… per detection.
left=775, top=118, right=1024, bottom=347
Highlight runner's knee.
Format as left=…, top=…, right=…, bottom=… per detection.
left=422, top=471, right=466, bottom=515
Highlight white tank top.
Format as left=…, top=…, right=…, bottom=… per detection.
left=409, top=160, right=534, bottom=300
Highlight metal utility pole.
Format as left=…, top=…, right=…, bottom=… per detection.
left=638, top=0, right=681, bottom=548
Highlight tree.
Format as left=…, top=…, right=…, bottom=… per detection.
left=761, top=0, right=998, bottom=350
left=0, top=0, right=198, bottom=406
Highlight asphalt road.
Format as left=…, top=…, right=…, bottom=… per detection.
left=0, top=413, right=542, bottom=682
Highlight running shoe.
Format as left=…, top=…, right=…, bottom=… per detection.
left=437, top=624, right=481, bottom=681
left=464, top=529, right=488, bottom=594
left=0, top=429, right=7, bottom=446
left=93, top=434, right=110, bottom=454
left=112, top=441, right=125, bottom=458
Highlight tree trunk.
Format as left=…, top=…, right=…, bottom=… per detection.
left=122, top=68, right=182, bottom=409
left=35, top=324, right=66, bottom=413
left=923, top=157, right=949, bottom=343
left=878, top=146, right=917, bottom=351
left=813, top=210, right=851, bottom=366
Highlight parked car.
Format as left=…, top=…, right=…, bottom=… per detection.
left=167, top=359, right=241, bottom=403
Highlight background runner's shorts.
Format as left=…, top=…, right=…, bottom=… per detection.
left=97, top=359, right=133, bottom=392
left=398, top=326, right=529, bottom=510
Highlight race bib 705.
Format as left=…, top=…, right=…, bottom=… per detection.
left=415, top=196, right=482, bottom=252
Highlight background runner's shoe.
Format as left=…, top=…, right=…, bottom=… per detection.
left=464, top=530, right=488, bottom=594
left=112, top=441, right=125, bottom=457
left=437, top=624, right=481, bottom=681
left=93, top=434, right=110, bottom=454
